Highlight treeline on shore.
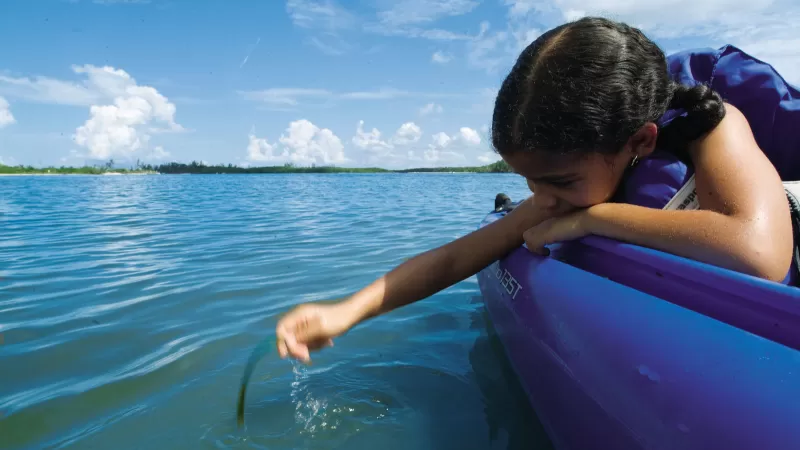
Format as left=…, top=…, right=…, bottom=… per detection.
left=0, top=159, right=514, bottom=175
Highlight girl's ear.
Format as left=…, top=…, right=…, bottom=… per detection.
left=626, top=122, right=659, bottom=159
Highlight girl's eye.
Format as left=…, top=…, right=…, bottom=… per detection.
left=548, top=179, right=575, bottom=188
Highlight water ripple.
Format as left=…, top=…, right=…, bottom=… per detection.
left=0, top=174, right=549, bottom=450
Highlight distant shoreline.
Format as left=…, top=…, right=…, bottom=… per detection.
left=0, top=172, right=158, bottom=176
left=0, top=160, right=514, bottom=175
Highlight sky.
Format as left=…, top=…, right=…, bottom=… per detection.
left=0, top=0, right=798, bottom=169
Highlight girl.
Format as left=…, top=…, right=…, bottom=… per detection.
left=275, top=17, right=794, bottom=363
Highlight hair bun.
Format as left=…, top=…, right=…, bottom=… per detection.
left=659, top=83, right=726, bottom=151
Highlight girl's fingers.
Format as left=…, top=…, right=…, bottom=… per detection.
left=284, top=331, right=311, bottom=363
left=277, top=337, right=289, bottom=359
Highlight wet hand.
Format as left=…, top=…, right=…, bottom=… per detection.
left=275, top=302, right=352, bottom=364
left=522, top=208, right=590, bottom=256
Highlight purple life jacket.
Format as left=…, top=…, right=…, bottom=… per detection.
left=618, top=44, right=800, bottom=285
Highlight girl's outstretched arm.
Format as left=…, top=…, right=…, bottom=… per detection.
left=585, top=103, right=793, bottom=281
left=276, top=196, right=552, bottom=361
left=339, top=196, right=550, bottom=323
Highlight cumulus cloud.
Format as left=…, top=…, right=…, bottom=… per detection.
left=391, top=122, right=423, bottom=145
left=0, top=97, right=14, bottom=128
left=424, top=126, right=482, bottom=164
left=0, top=64, right=184, bottom=160
left=352, top=120, right=394, bottom=155
left=350, top=120, right=486, bottom=167
left=352, top=120, right=422, bottom=160
left=350, top=120, right=434, bottom=166
left=248, top=119, right=346, bottom=165
left=419, top=102, right=444, bottom=116
left=458, top=126, right=481, bottom=145
left=69, top=65, right=184, bottom=160
left=424, top=132, right=461, bottom=164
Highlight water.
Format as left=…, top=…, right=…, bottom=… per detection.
left=0, top=173, right=552, bottom=450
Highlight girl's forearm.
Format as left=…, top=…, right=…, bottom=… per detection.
left=585, top=202, right=791, bottom=281
left=340, top=198, right=547, bottom=327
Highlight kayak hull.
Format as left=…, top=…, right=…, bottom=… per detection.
left=476, top=211, right=800, bottom=450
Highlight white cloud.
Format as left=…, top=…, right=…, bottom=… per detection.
left=70, top=65, right=184, bottom=161
left=286, top=0, right=356, bottom=55
left=248, top=119, right=485, bottom=168
left=504, top=0, right=538, bottom=18
left=392, top=122, right=423, bottom=145
left=286, top=0, right=476, bottom=46
left=365, top=26, right=473, bottom=41
left=423, top=126, right=482, bottom=164
left=239, top=88, right=332, bottom=107
left=0, top=65, right=183, bottom=160
left=419, top=102, right=444, bottom=115
left=424, top=131, right=462, bottom=163
left=147, top=146, right=170, bottom=161
left=458, top=126, right=481, bottom=145
left=376, top=0, right=479, bottom=26
left=0, top=73, right=101, bottom=106
left=352, top=120, right=394, bottom=153
left=286, top=0, right=354, bottom=31
left=247, top=134, right=278, bottom=162
left=339, top=88, right=411, bottom=100
left=352, top=120, right=422, bottom=150
left=240, top=87, right=460, bottom=108
left=467, top=21, right=513, bottom=73
left=494, top=1, right=800, bottom=83
left=350, top=120, right=426, bottom=166
left=0, top=97, right=15, bottom=128
left=358, top=0, right=477, bottom=41
left=551, top=0, right=774, bottom=38
left=248, top=119, right=346, bottom=165
left=463, top=0, right=800, bottom=85
left=431, top=51, right=452, bottom=64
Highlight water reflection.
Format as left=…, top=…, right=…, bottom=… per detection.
left=468, top=296, right=553, bottom=450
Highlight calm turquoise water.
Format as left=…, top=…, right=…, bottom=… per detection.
left=0, top=173, right=552, bottom=450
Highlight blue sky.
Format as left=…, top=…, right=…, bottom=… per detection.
left=0, top=0, right=798, bottom=169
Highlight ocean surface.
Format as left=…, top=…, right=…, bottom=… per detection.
left=0, top=173, right=552, bottom=450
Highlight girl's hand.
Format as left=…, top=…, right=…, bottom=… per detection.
left=522, top=208, right=591, bottom=255
left=275, top=302, right=354, bottom=363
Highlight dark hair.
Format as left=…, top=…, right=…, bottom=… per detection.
left=491, top=17, right=726, bottom=159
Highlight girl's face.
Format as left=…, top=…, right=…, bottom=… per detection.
left=501, top=124, right=658, bottom=215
